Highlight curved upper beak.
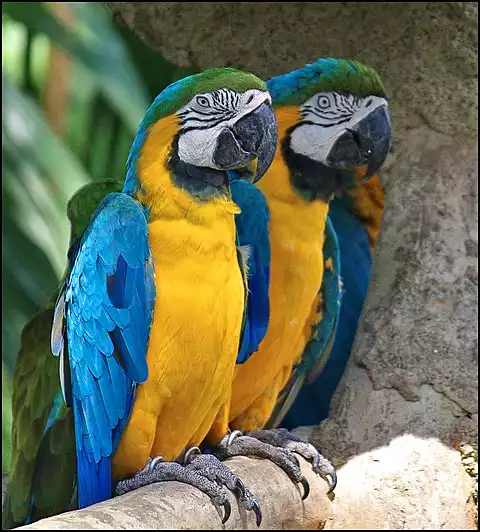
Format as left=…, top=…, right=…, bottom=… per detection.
left=326, top=105, right=392, bottom=182
left=213, top=100, right=278, bottom=183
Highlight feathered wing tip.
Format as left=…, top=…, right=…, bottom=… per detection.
left=237, top=244, right=252, bottom=279
left=50, top=285, right=73, bottom=407
left=265, top=372, right=306, bottom=430
left=50, top=288, right=65, bottom=358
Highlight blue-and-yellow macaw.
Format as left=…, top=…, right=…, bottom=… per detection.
left=213, top=59, right=392, bottom=490
left=3, top=68, right=278, bottom=528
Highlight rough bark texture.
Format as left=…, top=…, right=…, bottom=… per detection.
left=13, top=457, right=333, bottom=530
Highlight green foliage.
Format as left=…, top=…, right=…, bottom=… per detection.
left=1, top=1, right=197, bottom=472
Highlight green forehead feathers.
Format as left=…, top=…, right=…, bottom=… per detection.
left=141, top=68, right=267, bottom=129
left=266, top=58, right=387, bottom=106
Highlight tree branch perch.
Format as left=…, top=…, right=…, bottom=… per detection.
left=15, top=456, right=333, bottom=530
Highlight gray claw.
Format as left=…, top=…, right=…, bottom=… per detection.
left=234, top=477, right=246, bottom=497
left=252, top=499, right=262, bottom=527
left=221, top=499, right=231, bottom=524
left=327, top=470, right=337, bottom=494
left=301, top=476, right=310, bottom=500
left=248, top=428, right=337, bottom=495
left=186, top=450, right=261, bottom=525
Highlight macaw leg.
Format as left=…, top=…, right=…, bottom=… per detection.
left=244, top=428, right=337, bottom=493
left=183, top=447, right=262, bottom=527
left=212, top=430, right=312, bottom=499
left=221, top=388, right=336, bottom=496
left=114, top=455, right=232, bottom=524
left=181, top=402, right=262, bottom=526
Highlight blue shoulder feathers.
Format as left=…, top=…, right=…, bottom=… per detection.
left=231, top=179, right=271, bottom=364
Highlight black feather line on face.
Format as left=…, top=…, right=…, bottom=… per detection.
left=167, top=134, right=230, bottom=201
left=282, top=125, right=351, bottom=203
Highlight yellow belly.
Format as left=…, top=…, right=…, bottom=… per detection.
left=112, top=214, right=244, bottom=478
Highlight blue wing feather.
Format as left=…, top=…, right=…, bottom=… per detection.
left=231, top=179, right=271, bottom=364
left=281, top=198, right=372, bottom=429
left=53, top=192, right=155, bottom=508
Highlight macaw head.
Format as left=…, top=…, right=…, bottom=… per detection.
left=267, top=58, right=392, bottom=200
left=125, top=68, right=278, bottom=199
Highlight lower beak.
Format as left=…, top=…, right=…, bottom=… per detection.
left=326, top=105, right=392, bottom=182
left=213, top=101, right=278, bottom=183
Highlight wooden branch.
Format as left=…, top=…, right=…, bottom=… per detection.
left=16, top=456, right=332, bottom=530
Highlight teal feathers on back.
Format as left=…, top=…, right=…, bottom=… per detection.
left=267, top=58, right=386, bottom=106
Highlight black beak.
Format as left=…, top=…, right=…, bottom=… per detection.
left=326, top=105, right=392, bottom=182
left=213, top=101, right=278, bottom=183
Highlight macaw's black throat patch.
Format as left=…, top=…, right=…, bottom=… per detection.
left=282, top=130, right=350, bottom=203
left=168, top=134, right=230, bottom=200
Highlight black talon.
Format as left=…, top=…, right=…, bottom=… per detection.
left=252, top=500, right=263, bottom=527
left=327, top=470, right=337, bottom=494
left=221, top=500, right=232, bottom=524
left=300, top=476, right=310, bottom=500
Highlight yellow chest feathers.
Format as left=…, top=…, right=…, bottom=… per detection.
left=134, top=113, right=246, bottom=367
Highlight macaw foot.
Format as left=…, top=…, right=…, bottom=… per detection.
left=183, top=447, right=262, bottom=526
left=114, top=454, right=231, bottom=524
left=246, top=428, right=336, bottom=493
left=214, top=429, right=336, bottom=498
left=213, top=430, right=310, bottom=499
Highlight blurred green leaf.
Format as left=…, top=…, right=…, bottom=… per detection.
left=2, top=73, right=97, bottom=470
left=2, top=2, right=149, bottom=132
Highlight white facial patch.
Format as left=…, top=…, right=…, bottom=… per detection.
left=289, top=93, right=388, bottom=164
left=176, top=89, right=271, bottom=169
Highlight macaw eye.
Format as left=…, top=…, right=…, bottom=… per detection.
left=246, top=94, right=254, bottom=105
left=317, top=95, right=331, bottom=109
left=196, top=96, right=210, bottom=107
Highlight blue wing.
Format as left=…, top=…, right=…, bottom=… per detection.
left=51, top=192, right=155, bottom=508
left=231, top=179, right=271, bottom=364
left=280, top=198, right=372, bottom=429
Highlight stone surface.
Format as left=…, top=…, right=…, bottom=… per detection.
left=324, top=434, right=476, bottom=530
left=106, top=2, right=478, bottom=137
left=15, top=456, right=332, bottom=530
left=313, top=127, right=478, bottom=463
